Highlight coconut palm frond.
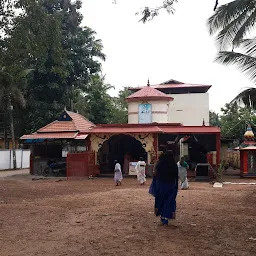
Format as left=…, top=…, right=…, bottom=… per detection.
left=207, top=0, right=256, bottom=48
left=215, top=51, right=256, bottom=84
left=215, top=12, right=249, bottom=50
left=208, top=0, right=255, bottom=34
left=231, top=88, right=256, bottom=107
left=240, top=38, right=256, bottom=57
left=232, top=11, right=256, bottom=47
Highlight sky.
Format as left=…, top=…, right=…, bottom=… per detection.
left=81, top=0, right=254, bottom=113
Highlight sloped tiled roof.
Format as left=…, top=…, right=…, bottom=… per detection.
left=37, top=121, right=77, bottom=133
left=21, top=111, right=95, bottom=140
left=66, top=111, right=95, bottom=132
left=126, top=86, right=173, bottom=102
left=128, top=79, right=211, bottom=93
left=38, top=111, right=95, bottom=133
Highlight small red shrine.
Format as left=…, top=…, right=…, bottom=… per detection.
left=239, top=125, right=256, bottom=177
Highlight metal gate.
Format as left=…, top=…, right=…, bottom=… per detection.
left=66, top=152, right=96, bottom=180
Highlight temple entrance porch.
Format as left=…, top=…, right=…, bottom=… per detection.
left=98, top=134, right=147, bottom=174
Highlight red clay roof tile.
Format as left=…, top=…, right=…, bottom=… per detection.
left=38, top=111, right=95, bottom=133
left=126, top=86, right=173, bottom=102
left=21, top=111, right=95, bottom=140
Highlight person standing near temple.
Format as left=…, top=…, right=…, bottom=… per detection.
left=114, top=160, right=123, bottom=186
left=177, top=157, right=189, bottom=190
left=153, top=150, right=179, bottom=225
left=135, top=157, right=146, bottom=185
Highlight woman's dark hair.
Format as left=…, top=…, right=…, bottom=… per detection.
left=155, top=150, right=178, bottom=183
left=139, top=157, right=144, bottom=161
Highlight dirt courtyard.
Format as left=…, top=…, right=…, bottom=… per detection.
left=0, top=175, right=255, bottom=256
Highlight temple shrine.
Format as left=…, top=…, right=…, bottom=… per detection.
left=239, top=125, right=256, bottom=177
left=21, top=79, right=221, bottom=178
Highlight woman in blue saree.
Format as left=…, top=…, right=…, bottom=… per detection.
left=150, top=151, right=178, bottom=225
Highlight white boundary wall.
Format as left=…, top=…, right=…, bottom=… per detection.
left=0, top=149, right=30, bottom=170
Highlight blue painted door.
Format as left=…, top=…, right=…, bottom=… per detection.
left=139, top=103, right=152, bottom=124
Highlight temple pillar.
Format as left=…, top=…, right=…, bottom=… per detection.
left=216, top=133, right=221, bottom=167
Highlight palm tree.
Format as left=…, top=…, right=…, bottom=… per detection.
left=214, top=38, right=256, bottom=84
left=207, top=1, right=256, bottom=84
left=0, top=67, right=27, bottom=169
left=208, top=0, right=256, bottom=50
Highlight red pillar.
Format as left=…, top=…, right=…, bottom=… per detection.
left=216, top=133, right=221, bottom=167
left=243, top=151, right=248, bottom=176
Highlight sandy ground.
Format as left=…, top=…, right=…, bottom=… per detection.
left=0, top=168, right=29, bottom=178
left=0, top=174, right=255, bottom=256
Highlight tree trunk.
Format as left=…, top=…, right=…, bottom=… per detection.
left=4, top=111, right=9, bottom=149
left=8, top=96, right=17, bottom=170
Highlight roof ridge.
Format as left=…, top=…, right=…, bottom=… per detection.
left=66, top=110, right=95, bottom=128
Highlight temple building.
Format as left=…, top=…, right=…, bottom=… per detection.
left=239, top=125, right=256, bottom=177
left=128, top=79, right=210, bottom=126
left=21, top=79, right=220, bottom=178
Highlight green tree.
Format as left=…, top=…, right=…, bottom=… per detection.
left=0, top=0, right=14, bottom=37
left=3, top=0, right=105, bottom=133
left=75, top=75, right=114, bottom=124
left=220, top=103, right=256, bottom=139
left=110, top=87, right=131, bottom=124
left=209, top=111, right=221, bottom=127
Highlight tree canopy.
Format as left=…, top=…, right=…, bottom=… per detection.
left=0, top=0, right=109, bottom=135
left=210, top=104, right=256, bottom=139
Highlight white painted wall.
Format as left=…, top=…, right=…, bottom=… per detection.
left=0, top=149, right=30, bottom=170
left=168, top=93, right=209, bottom=126
left=128, top=100, right=169, bottom=124
left=127, top=93, right=209, bottom=126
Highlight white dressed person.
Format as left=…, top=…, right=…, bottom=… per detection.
left=135, top=157, right=146, bottom=185
left=177, top=156, right=189, bottom=189
left=114, top=160, right=123, bottom=186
